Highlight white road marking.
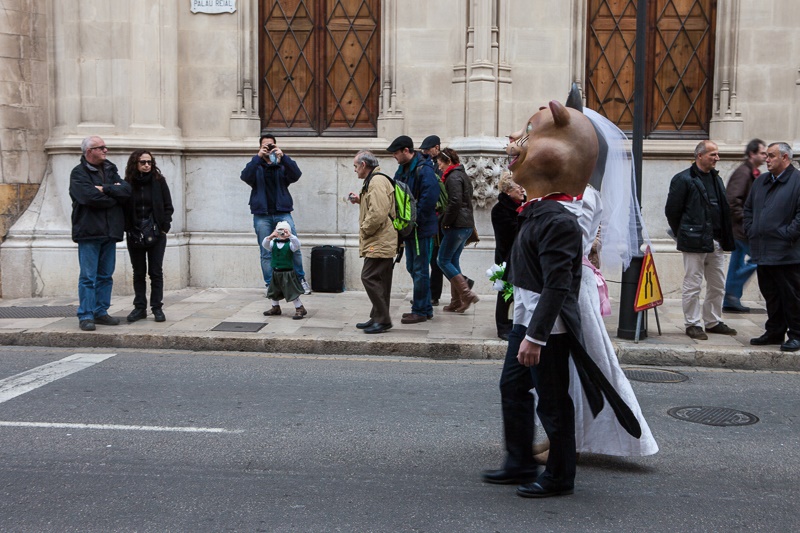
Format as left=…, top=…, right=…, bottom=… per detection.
left=0, top=421, right=243, bottom=434
left=0, top=353, right=117, bottom=404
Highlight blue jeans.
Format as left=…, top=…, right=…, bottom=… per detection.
left=77, top=239, right=117, bottom=320
left=437, top=226, right=473, bottom=280
left=404, top=235, right=433, bottom=317
left=253, top=213, right=305, bottom=287
left=724, top=239, right=757, bottom=299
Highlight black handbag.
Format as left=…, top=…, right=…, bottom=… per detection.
left=127, top=215, right=160, bottom=247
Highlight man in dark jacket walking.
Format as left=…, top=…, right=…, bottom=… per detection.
left=240, top=133, right=309, bottom=295
left=665, top=140, right=737, bottom=340
left=69, top=136, right=132, bottom=331
left=723, top=139, right=766, bottom=313
left=387, top=135, right=440, bottom=322
left=744, top=142, right=800, bottom=352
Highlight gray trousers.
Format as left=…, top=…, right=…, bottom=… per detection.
left=361, top=257, right=394, bottom=325
left=681, top=241, right=725, bottom=328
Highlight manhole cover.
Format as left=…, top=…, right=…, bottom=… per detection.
left=0, top=305, right=79, bottom=319
left=624, top=368, right=688, bottom=383
left=211, top=322, right=266, bottom=333
left=667, top=406, right=759, bottom=427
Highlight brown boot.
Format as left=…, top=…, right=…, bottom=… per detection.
left=442, top=280, right=461, bottom=312
left=293, top=305, right=308, bottom=320
left=453, top=274, right=479, bottom=313
left=263, top=305, right=281, bottom=316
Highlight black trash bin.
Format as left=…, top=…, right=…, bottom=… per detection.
left=310, top=245, right=345, bottom=292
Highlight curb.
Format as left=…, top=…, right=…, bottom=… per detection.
left=1, top=330, right=798, bottom=370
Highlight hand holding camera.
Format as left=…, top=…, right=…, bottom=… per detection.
left=259, top=143, right=283, bottom=164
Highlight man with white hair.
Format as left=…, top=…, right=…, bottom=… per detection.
left=69, top=136, right=132, bottom=331
left=744, top=142, right=800, bottom=352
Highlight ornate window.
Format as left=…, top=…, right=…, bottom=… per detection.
left=259, top=0, right=380, bottom=136
left=586, top=0, right=716, bottom=138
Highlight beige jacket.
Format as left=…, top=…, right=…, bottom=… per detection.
left=359, top=169, right=397, bottom=258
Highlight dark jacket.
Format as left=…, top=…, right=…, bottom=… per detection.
left=665, top=163, right=735, bottom=253
left=441, top=165, right=474, bottom=229
left=69, top=157, right=132, bottom=242
left=394, top=151, right=439, bottom=239
left=491, top=192, right=520, bottom=265
left=507, top=200, right=642, bottom=438
left=726, top=160, right=759, bottom=242
left=240, top=154, right=302, bottom=215
left=124, top=173, right=175, bottom=234
left=744, top=164, right=800, bottom=265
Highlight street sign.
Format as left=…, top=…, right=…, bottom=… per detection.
left=634, top=246, right=663, bottom=312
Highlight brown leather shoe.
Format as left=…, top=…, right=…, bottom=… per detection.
left=442, top=281, right=461, bottom=312
left=263, top=305, right=281, bottom=316
left=401, top=313, right=427, bottom=324
left=293, top=305, right=308, bottom=320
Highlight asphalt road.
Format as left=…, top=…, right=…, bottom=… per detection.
left=0, top=346, right=798, bottom=532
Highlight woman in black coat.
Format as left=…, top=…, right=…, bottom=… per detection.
left=124, top=150, right=174, bottom=323
left=491, top=172, right=525, bottom=339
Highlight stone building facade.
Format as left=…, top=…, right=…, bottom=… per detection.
left=1, top=0, right=798, bottom=299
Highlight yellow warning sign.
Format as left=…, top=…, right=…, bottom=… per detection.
left=634, top=246, right=663, bottom=312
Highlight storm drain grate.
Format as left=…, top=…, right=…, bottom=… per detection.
left=0, top=306, right=79, bottom=319
left=667, top=406, right=759, bottom=427
left=211, top=321, right=266, bottom=333
left=624, top=368, right=688, bottom=383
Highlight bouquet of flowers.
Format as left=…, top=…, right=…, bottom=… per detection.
left=486, top=262, right=514, bottom=302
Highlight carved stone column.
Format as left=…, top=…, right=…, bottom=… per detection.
left=230, top=0, right=261, bottom=139
left=377, top=0, right=403, bottom=140
left=709, top=0, right=744, bottom=143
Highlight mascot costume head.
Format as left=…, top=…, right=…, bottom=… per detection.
left=506, top=91, right=599, bottom=200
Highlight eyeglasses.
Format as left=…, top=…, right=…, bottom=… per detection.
left=90, top=146, right=108, bottom=151
left=138, top=160, right=153, bottom=165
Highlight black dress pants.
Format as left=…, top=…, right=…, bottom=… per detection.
left=756, top=264, right=800, bottom=340
left=495, top=292, right=513, bottom=337
left=127, top=235, right=167, bottom=310
left=500, top=324, right=575, bottom=489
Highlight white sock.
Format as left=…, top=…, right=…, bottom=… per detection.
left=271, top=300, right=280, bottom=307
left=293, top=298, right=303, bottom=308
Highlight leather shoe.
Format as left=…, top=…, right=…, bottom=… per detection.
left=127, top=308, right=147, bottom=322
left=402, top=312, right=432, bottom=320
left=750, top=332, right=785, bottom=346
left=79, top=319, right=96, bottom=331
left=722, top=303, right=750, bottom=313
left=401, top=313, right=428, bottom=324
left=705, top=322, right=737, bottom=335
left=480, top=468, right=539, bottom=485
left=94, top=314, right=120, bottom=326
left=152, top=308, right=166, bottom=322
left=516, top=481, right=574, bottom=498
left=356, top=318, right=374, bottom=329
left=364, top=322, right=392, bottom=334
left=781, top=338, right=800, bottom=352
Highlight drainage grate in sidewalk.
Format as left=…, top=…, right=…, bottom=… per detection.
left=667, top=406, right=759, bottom=427
left=624, top=368, right=688, bottom=383
left=211, top=321, right=266, bottom=333
left=0, top=306, right=79, bottom=319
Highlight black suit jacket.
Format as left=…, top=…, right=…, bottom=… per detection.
left=508, top=200, right=642, bottom=438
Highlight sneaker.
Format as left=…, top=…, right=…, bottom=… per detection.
left=300, top=279, right=311, bottom=295
left=293, top=305, right=308, bottom=320
left=263, top=305, right=281, bottom=316
left=94, top=314, right=120, bottom=326
left=686, top=326, right=708, bottom=340
left=705, top=322, right=737, bottom=335
left=79, top=319, right=96, bottom=331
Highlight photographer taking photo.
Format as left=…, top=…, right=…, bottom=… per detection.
left=241, top=133, right=310, bottom=295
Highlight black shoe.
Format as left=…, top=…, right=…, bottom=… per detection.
left=356, top=318, right=374, bottom=329
left=480, top=468, right=539, bottom=485
left=431, top=299, right=439, bottom=306
left=127, top=308, right=147, bottom=322
left=781, top=339, right=800, bottom=352
left=516, top=481, right=574, bottom=498
left=685, top=326, right=708, bottom=340
left=705, top=322, right=737, bottom=335
left=722, top=303, right=750, bottom=313
left=364, top=322, right=392, bottom=334
left=498, top=332, right=510, bottom=341
left=79, top=319, right=96, bottom=331
left=750, top=332, right=785, bottom=346
left=152, top=309, right=166, bottom=322
left=94, top=314, right=120, bottom=326
left=467, top=277, right=475, bottom=290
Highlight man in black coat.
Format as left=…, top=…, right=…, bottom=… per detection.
left=665, top=140, right=737, bottom=341
left=69, top=136, right=132, bottom=331
left=744, top=142, right=800, bottom=352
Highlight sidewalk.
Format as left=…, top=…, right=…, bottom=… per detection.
left=0, top=288, right=797, bottom=371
